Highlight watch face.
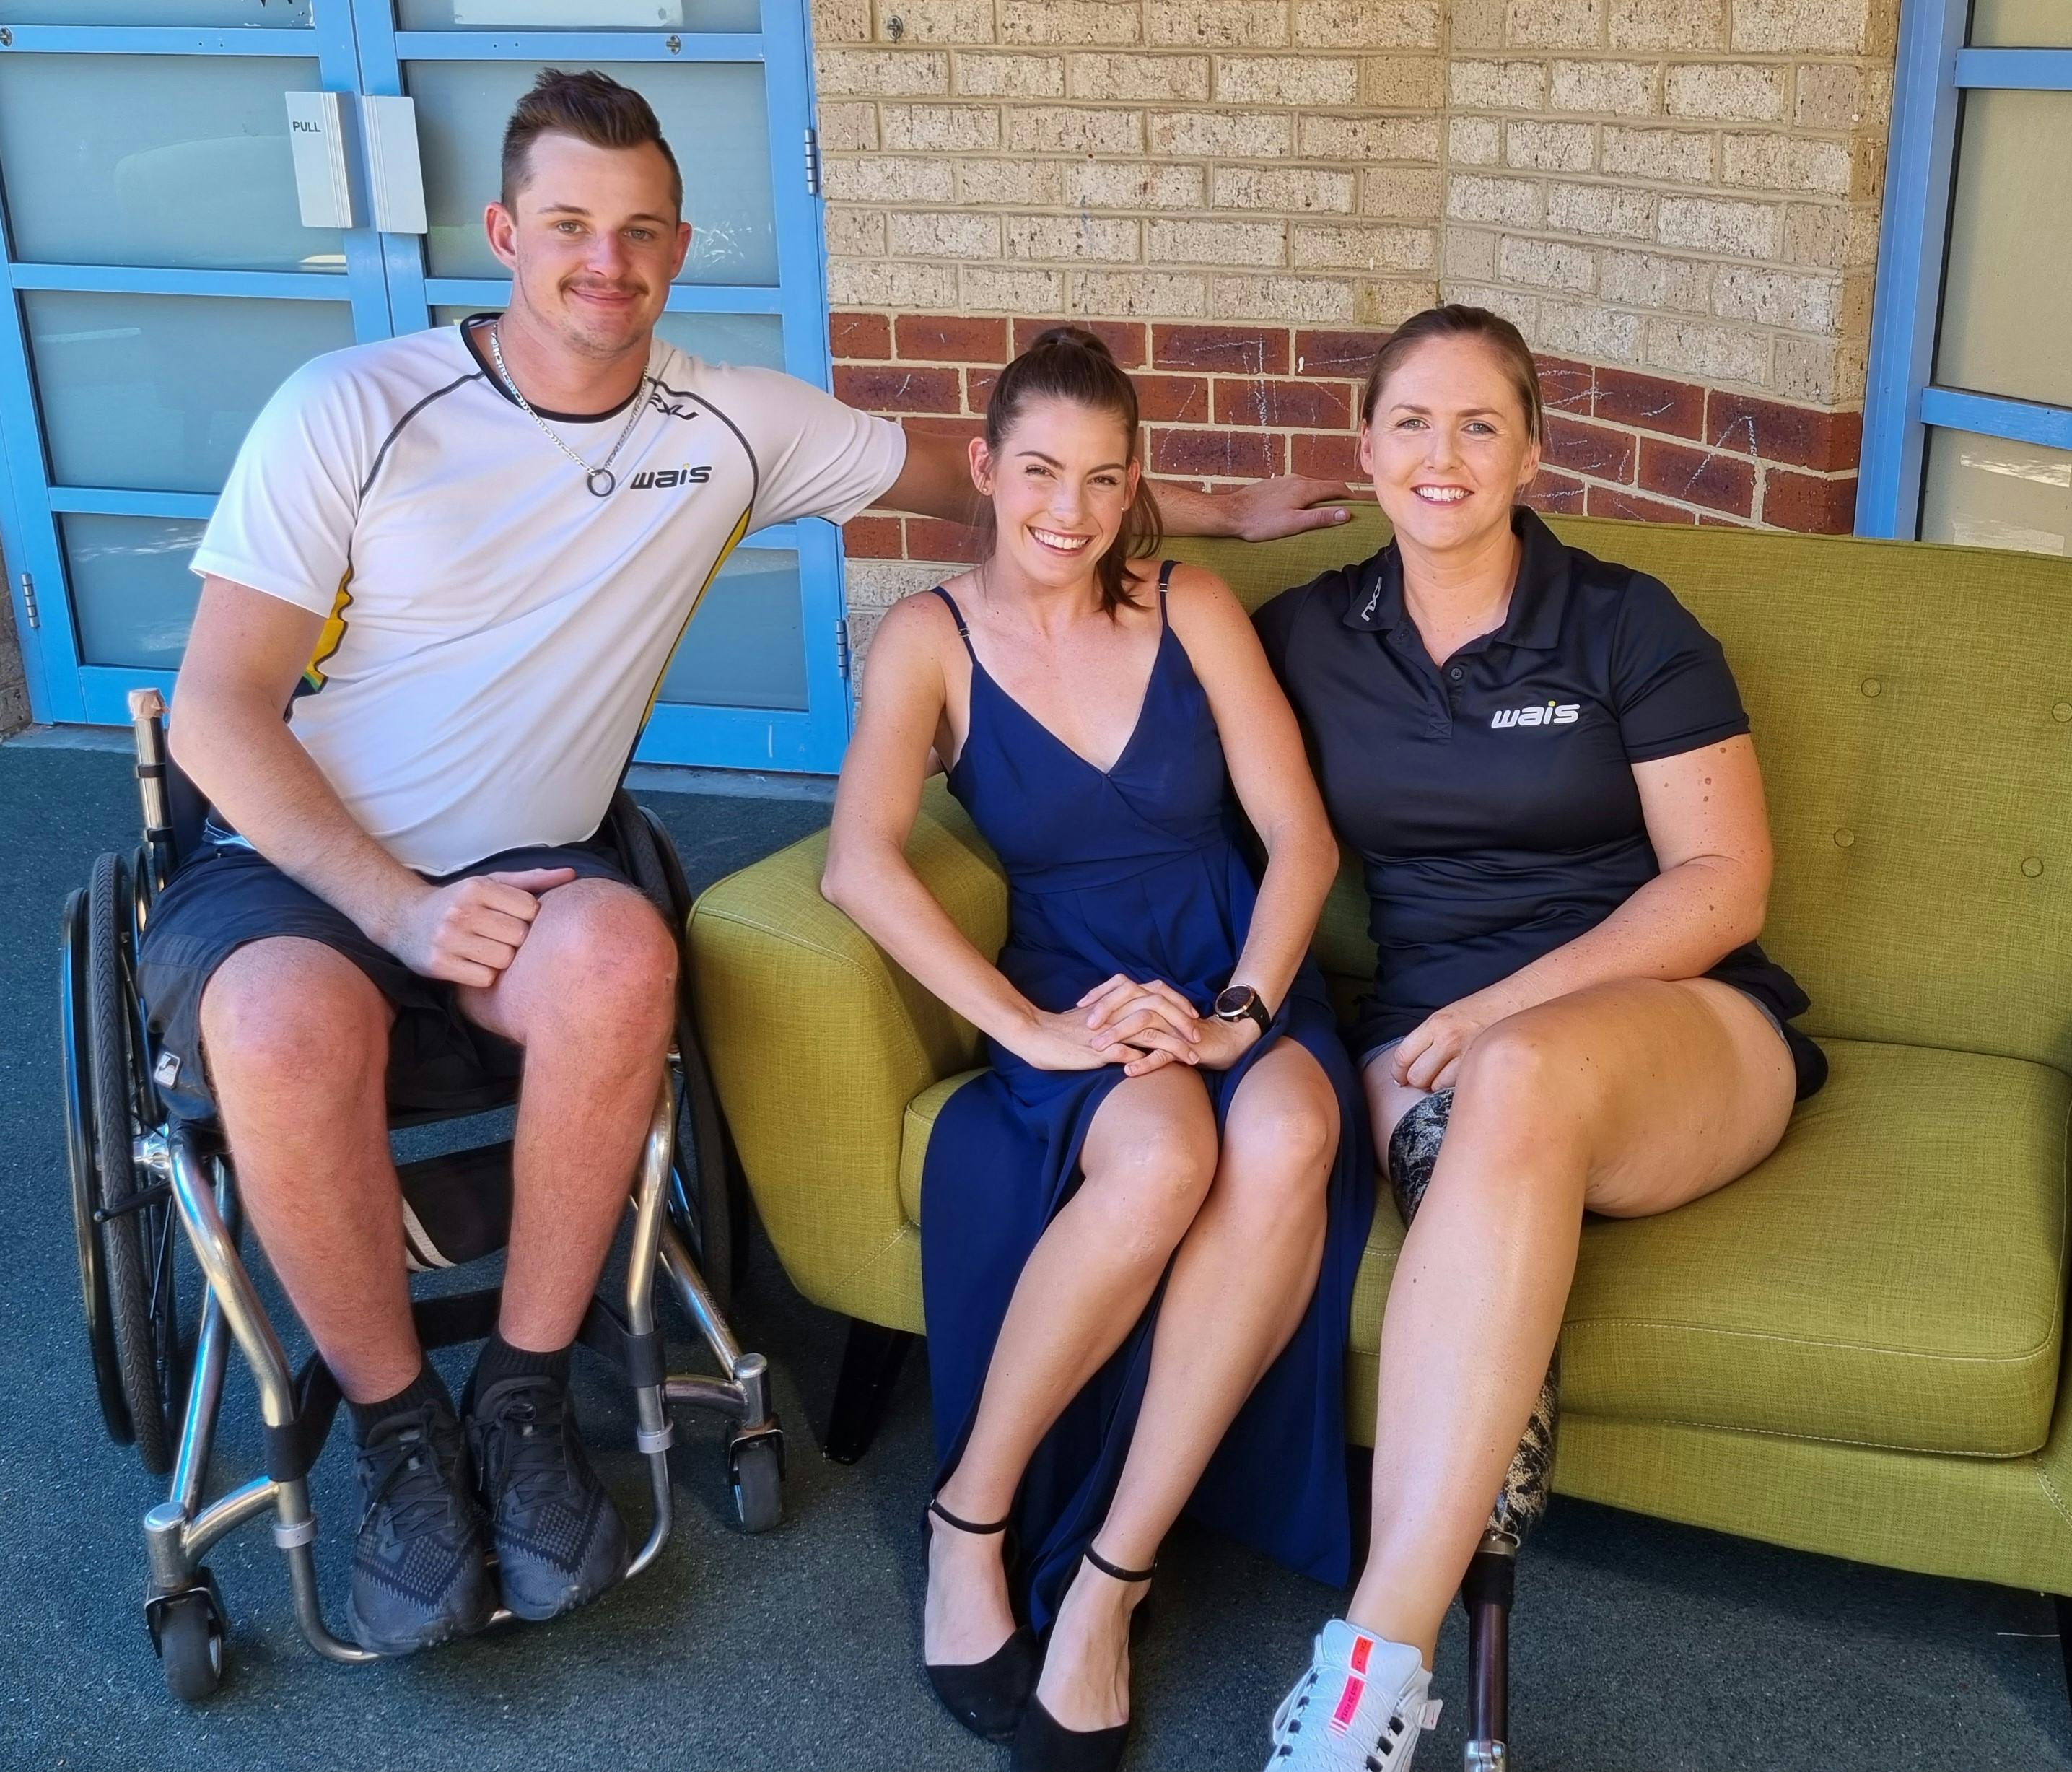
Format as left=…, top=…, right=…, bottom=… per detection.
left=1215, top=985, right=1256, bottom=1018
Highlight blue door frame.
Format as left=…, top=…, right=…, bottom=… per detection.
left=0, top=3, right=847, bottom=772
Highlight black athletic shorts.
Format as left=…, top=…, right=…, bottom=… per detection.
left=135, top=823, right=639, bottom=1125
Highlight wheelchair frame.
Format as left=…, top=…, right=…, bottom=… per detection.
left=62, top=691, right=784, bottom=1702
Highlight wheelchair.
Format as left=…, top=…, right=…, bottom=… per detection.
left=61, top=689, right=784, bottom=1703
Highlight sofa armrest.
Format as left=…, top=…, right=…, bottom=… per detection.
left=685, top=780, right=1005, bottom=1326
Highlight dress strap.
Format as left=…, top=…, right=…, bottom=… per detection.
left=929, top=585, right=977, bottom=658
left=1155, top=559, right=1176, bottom=623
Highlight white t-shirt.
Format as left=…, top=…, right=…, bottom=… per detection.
left=190, top=317, right=906, bottom=875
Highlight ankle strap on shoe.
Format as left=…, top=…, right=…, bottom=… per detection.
left=929, top=1497, right=1010, bottom=1536
left=1084, top=1543, right=1155, bottom=1584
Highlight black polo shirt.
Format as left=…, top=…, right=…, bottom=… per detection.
left=1256, top=507, right=1819, bottom=1091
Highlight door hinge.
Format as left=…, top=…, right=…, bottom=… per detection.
left=18, top=572, right=38, bottom=630
left=835, top=615, right=852, bottom=680
left=803, top=126, right=823, bottom=198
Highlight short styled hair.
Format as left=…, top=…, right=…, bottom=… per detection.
left=499, top=68, right=683, bottom=215
left=1360, top=303, right=1545, bottom=445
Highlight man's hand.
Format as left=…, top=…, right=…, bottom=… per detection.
left=380, top=867, right=577, bottom=988
left=1215, top=475, right=1374, bottom=541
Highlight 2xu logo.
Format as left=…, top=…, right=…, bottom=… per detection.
left=1492, top=702, right=1581, bottom=728
left=629, top=466, right=712, bottom=490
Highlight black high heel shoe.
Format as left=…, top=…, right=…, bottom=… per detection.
left=924, top=1497, right=1039, bottom=1742
left=1012, top=1545, right=1155, bottom=1772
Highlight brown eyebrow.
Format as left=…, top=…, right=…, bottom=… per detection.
left=1015, top=449, right=1129, bottom=472
left=536, top=202, right=676, bottom=227
left=1388, top=402, right=1504, bottom=419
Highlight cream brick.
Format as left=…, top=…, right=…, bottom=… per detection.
left=1644, top=316, right=1771, bottom=385
left=1441, top=281, right=1539, bottom=331
left=1658, top=193, right=1782, bottom=258
left=817, top=101, right=879, bottom=152
left=1608, top=0, right=1723, bottom=48
left=1065, top=160, right=1208, bottom=209
left=1293, top=0, right=1442, bottom=47
left=957, top=158, right=1066, bottom=206
left=1445, top=225, right=1498, bottom=281
left=1505, top=0, right=1604, bottom=48
left=1151, top=110, right=1295, bottom=157
left=1212, top=273, right=1357, bottom=323
left=878, top=1, right=996, bottom=43
left=1006, top=214, right=1142, bottom=261
left=1731, top=0, right=1871, bottom=53
left=1212, top=165, right=1357, bottom=211
left=1361, top=166, right=1442, bottom=217
left=1363, top=55, right=1444, bottom=108
left=1506, top=119, right=1596, bottom=170
left=816, top=48, right=950, bottom=95
left=1774, top=333, right=1866, bottom=405
left=1006, top=106, right=1145, bottom=154
left=1448, top=59, right=1547, bottom=110
left=827, top=258, right=958, bottom=307
left=880, top=104, right=1000, bottom=152
left=1451, top=0, right=1507, bottom=49
left=887, top=209, right=1001, bottom=258
left=954, top=53, right=1067, bottom=97
left=1446, top=173, right=1544, bottom=227
left=1069, top=53, right=1212, bottom=100
left=1783, top=201, right=1882, bottom=271
left=1000, top=0, right=1140, bottom=43
left=826, top=208, right=886, bottom=258
left=846, top=559, right=943, bottom=613
left=1713, top=265, right=1842, bottom=331
left=1664, top=62, right=1785, bottom=122
left=1147, top=0, right=1291, bottom=45
left=1067, top=269, right=1209, bottom=314
left=823, top=157, right=956, bottom=203
left=1218, top=55, right=1359, bottom=105
left=1148, top=217, right=1290, bottom=265
left=1599, top=248, right=1711, bottom=312
left=813, top=0, right=871, bottom=43
left=1356, top=278, right=1441, bottom=326
left=1302, top=115, right=1441, bottom=160
left=1450, top=115, right=1502, bottom=164
left=961, top=266, right=1067, bottom=311
left=1795, top=62, right=1876, bottom=133
left=1291, top=220, right=1435, bottom=270
left=1547, top=58, right=1656, bottom=115
left=1601, top=126, right=1713, bottom=183
left=1545, top=180, right=1654, bottom=237
left=1500, top=234, right=1595, bottom=291
left=1721, top=133, right=1853, bottom=196
left=1538, top=297, right=1642, bottom=359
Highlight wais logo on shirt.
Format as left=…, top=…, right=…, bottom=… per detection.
left=628, top=464, right=713, bottom=491
left=1492, top=699, right=1581, bottom=729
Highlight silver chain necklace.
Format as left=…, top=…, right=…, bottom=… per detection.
left=488, top=320, right=650, bottom=498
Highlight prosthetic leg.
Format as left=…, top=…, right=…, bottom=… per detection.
left=1387, top=1092, right=1560, bottom=1772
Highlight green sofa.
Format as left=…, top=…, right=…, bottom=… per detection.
left=686, top=510, right=2072, bottom=1620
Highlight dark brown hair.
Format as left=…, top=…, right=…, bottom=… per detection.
left=500, top=69, right=683, bottom=216
left=1359, top=303, right=1544, bottom=445
left=982, top=326, right=1163, bottom=616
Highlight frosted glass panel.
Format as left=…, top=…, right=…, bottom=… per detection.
left=400, top=0, right=757, bottom=26
left=63, top=515, right=208, bottom=670
left=1920, top=429, right=2072, bottom=558
left=0, top=0, right=306, bottom=19
left=28, top=291, right=353, bottom=494
left=0, top=56, right=341, bottom=273
left=657, top=548, right=806, bottom=710
left=432, top=305, right=784, bottom=370
left=1970, top=0, right=2072, bottom=45
left=1936, top=90, right=2072, bottom=409
left=407, top=60, right=777, bottom=285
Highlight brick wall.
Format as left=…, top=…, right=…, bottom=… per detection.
left=0, top=546, right=25, bottom=738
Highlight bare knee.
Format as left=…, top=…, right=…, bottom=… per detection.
left=201, top=940, right=388, bottom=1101
left=1453, top=1016, right=1601, bottom=1129
left=511, top=883, right=677, bottom=1036
left=1214, top=1094, right=1335, bottom=1228
left=1081, top=1133, right=1216, bottom=1268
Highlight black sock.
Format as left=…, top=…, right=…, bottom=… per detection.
left=470, top=1330, right=573, bottom=1401
left=348, top=1361, right=451, bottom=1444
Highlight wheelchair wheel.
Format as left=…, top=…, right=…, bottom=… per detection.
left=668, top=1021, right=740, bottom=1318
left=155, top=1586, right=226, bottom=1703
left=64, top=886, right=133, bottom=1446
left=727, top=1431, right=784, bottom=1534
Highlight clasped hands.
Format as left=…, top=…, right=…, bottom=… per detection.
left=1007, top=973, right=1262, bottom=1077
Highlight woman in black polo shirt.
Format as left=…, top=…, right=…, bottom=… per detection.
left=1252, top=304, right=1825, bottom=1771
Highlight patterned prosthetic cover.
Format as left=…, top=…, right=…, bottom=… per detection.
left=1386, top=1091, right=1560, bottom=1544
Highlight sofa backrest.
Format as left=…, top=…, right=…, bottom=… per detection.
left=1169, top=511, right=2072, bottom=1075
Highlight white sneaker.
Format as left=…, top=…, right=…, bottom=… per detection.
left=1264, top=1619, right=1440, bottom=1771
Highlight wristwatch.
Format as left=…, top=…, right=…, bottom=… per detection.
left=1212, top=983, right=1273, bottom=1040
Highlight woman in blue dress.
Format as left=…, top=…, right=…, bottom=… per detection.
left=823, top=328, right=1373, bottom=1772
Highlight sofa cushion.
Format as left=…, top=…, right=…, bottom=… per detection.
left=1348, top=1038, right=2068, bottom=1457
left=901, top=1070, right=988, bottom=1226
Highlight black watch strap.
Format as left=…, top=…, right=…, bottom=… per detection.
left=1215, top=984, right=1272, bottom=1039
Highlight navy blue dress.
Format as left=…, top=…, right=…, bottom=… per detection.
left=919, top=565, right=1374, bottom=1632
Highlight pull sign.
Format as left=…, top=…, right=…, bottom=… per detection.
left=361, top=95, right=428, bottom=235
left=284, top=90, right=355, bottom=230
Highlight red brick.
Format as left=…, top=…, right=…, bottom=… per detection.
left=905, top=517, right=989, bottom=564
left=966, top=367, right=999, bottom=413
left=831, top=310, right=891, bottom=361
left=1761, top=468, right=1858, bottom=533
left=896, top=314, right=1008, bottom=364
left=1526, top=468, right=1587, bottom=514
left=1706, top=391, right=1862, bottom=473
left=1594, top=368, right=1705, bottom=440
left=1136, top=375, right=1210, bottom=423
left=1533, top=354, right=1594, bottom=417
left=1013, top=317, right=1148, bottom=367
left=1542, top=414, right=1637, bottom=483
left=1292, top=430, right=1365, bottom=481
left=1296, top=328, right=1388, bottom=379
left=834, top=364, right=961, bottom=414
left=1213, top=378, right=1354, bottom=430
left=1147, top=426, right=1284, bottom=479
left=842, top=515, right=904, bottom=558
left=1150, top=323, right=1290, bottom=376
left=901, top=414, right=986, bottom=443
left=1638, top=437, right=1757, bottom=518
left=1698, top=512, right=1755, bottom=527
left=1586, top=484, right=1699, bottom=525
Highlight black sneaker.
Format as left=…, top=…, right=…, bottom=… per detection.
left=347, top=1396, right=497, bottom=1655
left=465, top=1374, right=629, bottom=1622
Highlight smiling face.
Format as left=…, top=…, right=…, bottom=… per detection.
left=971, top=395, right=1140, bottom=592
left=486, top=131, right=691, bottom=361
left=1360, top=332, right=1542, bottom=557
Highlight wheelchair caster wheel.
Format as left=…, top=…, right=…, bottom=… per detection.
left=149, top=1582, right=226, bottom=1703
left=727, top=1431, right=784, bottom=1534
